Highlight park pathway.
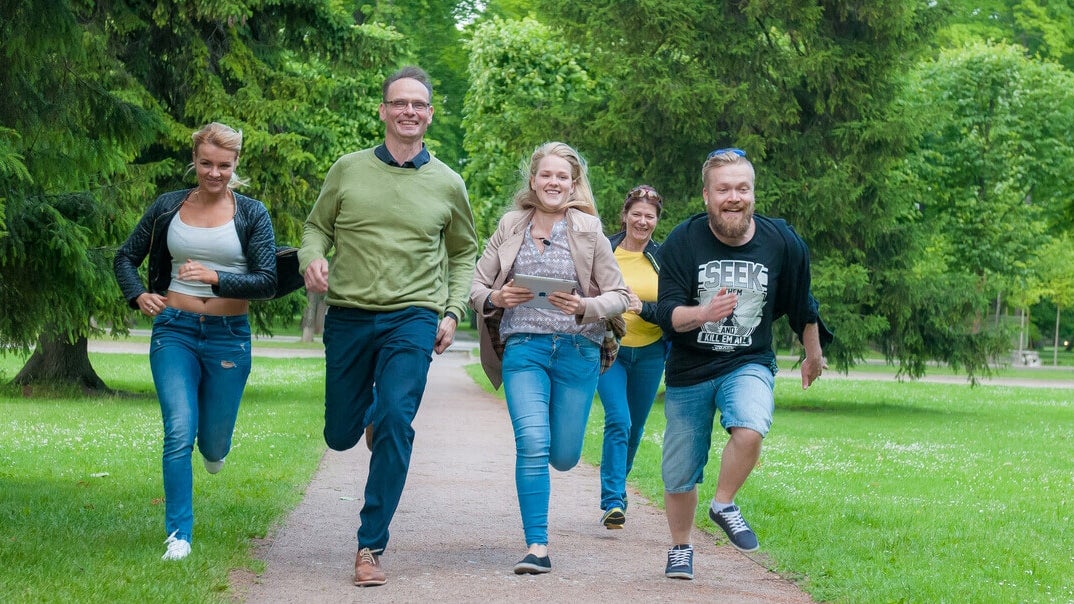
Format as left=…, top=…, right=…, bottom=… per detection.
left=234, top=349, right=811, bottom=604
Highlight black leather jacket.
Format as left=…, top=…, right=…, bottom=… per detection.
left=607, top=231, right=661, bottom=324
left=113, top=188, right=277, bottom=308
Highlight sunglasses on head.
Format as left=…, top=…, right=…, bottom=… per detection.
left=628, top=187, right=662, bottom=204
left=707, top=148, right=747, bottom=159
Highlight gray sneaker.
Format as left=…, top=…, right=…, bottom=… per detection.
left=664, top=544, right=694, bottom=580
left=709, top=504, right=759, bottom=552
left=203, top=456, right=225, bottom=475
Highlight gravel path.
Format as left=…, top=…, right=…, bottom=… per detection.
left=234, top=350, right=811, bottom=603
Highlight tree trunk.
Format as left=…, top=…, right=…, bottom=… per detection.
left=13, top=331, right=111, bottom=394
left=300, top=292, right=327, bottom=343
left=1018, top=308, right=1025, bottom=354
left=1055, top=306, right=1061, bottom=367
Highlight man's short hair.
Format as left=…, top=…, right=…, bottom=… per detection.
left=383, top=66, right=433, bottom=101
left=702, top=150, right=754, bottom=187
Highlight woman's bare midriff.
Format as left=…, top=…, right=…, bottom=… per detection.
left=166, top=291, right=249, bottom=316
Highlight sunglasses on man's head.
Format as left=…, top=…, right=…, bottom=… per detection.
left=707, top=148, right=747, bottom=159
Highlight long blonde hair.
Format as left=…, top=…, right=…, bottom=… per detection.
left=512, top=142, right=596, bottom=216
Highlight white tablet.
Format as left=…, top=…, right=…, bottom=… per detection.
left=512, top=274, right=577, bottom=310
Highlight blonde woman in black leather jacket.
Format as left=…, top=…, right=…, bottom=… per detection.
left=113, top=122, right=277, bottom=561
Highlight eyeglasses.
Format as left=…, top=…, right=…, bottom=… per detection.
left=385, top=99, right=431, bottom=112
left=707, top=148, right=747, bottom=159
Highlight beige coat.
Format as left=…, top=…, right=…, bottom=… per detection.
left=469, top=208, right=630, bottom=388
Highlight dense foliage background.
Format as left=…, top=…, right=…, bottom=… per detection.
left=3, top=0, right=1074, bottom=388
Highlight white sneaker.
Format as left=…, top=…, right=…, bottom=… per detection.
left=162, top=531, right=191, bottom=561
left=203, top=456, right=225, bottom=474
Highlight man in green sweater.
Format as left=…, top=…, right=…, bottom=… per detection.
left=299, top=65, right=478, bottom=588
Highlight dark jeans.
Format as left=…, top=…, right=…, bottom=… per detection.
left=322, top=305, right=437, bottom=553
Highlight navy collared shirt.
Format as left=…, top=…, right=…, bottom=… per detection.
left=374, top=143, right=430, bottom=169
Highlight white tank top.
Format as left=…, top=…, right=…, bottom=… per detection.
left=167, top=216, right=248, bottom=297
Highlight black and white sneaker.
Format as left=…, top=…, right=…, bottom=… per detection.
left=709, top=504, right=759, bottom=552
left=664, top=544, right=694, bottom=580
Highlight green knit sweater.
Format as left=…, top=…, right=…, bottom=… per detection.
left=299, top=148, right=478, bottom=320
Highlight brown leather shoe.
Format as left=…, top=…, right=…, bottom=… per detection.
left=354, top=547, right=386, bottom=587
left=364, top=424, right=374, bottom=452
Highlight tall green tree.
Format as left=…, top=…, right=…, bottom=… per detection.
left=935, top=2, right=1074, bottom=357
left=1030, top=235, right=1074, bottom=365
left=506, top=1, right=948, bottom=374
left=899, top=41, right=1074, bottom=337
left=1, top=0, right=406, bottom=389
left=462, top=16, right=606, bottom=236
left=1, top=1, right=164, bottom=390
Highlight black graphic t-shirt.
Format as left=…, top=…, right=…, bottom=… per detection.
left=655, top=213, right=819, bottom=387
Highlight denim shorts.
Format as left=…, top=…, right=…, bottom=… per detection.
left=661, top=363, right=775, bottom=493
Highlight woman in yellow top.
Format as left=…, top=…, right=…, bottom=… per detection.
left=597, top=185, right=666, bottom=529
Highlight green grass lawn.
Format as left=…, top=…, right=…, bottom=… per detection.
left=0, top=353, right=326, bottom=603
left=466, top=364, right=1074, bottom=603
left=753, top=379, right=1073, bottom=602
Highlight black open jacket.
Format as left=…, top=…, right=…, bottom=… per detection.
left=113, top=188, right=277, bottom=308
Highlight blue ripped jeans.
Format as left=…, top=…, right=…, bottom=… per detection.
left=501, top=333, right=601, bottom=546
left=150, top=308, right=252, bottom=543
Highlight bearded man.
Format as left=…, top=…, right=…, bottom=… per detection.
left=654, top=148, right=833, bottom=581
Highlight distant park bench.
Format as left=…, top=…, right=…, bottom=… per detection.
left=1011, top=350, right=1041, bottom=367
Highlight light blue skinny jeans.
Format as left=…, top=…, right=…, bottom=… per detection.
left=501, top=333, right=601, bottom=546
left=595, top=339, right=666, bottom=511
left=150, top=307, right=252, bottom=543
